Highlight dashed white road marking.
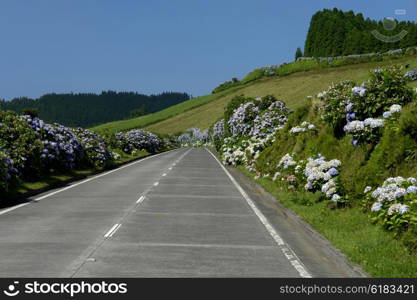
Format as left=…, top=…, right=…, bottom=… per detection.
left=206, top=148, right=312, bottom=278
left=136, top=196, right=145, bottom=204
left=153, top=182, right=159, bottom=186
left=0, top=149, right=181, bottom=217
left=104, top=223, right=121, bottom=238
left=162, top=173, right=167, bottom=177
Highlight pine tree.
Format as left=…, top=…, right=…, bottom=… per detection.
left=295, top=47, right=303, bottom=61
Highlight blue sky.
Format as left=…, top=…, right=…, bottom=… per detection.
left=1, top=0, right=417, bottom=100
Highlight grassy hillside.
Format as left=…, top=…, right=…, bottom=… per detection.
left=207, top=65, right=417, bottom=277
left=91, top=87, right=243, bottom=134
left=143, top=55, right=417, bottom=134
left=92, top=55, right=417, bottom=137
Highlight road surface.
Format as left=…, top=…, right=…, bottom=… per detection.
left=0, top=148, right=361, bottom=277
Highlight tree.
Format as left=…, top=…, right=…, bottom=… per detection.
left=295, top=47, right=303, bottom=61
left=21, top=107, right=39, bottom=118
left=128, top=104, right=147, bottom=119
left=303, top=8, right=417, bottom=57
left=0, top=92, right=190, bottom=127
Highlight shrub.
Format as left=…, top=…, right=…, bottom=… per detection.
left=23, top=115, right=84, bottom=172
left=355, top=66, right=413, bottom=118
left=225, top=95, right=289, bottom=138
left=115, top=129, right=162, bottom=154
left=177, top=128, right=210, bottom=147
left=404, top=70, right=417, bottom=81
left=0, top=149, right=19, bottom=192
left=0, top=110, right=163, bottom=194
left=364, top=177, right=417, bottom=236
left=0, top=111, right=41, bottom=177
left=72, top=128, right=114, bottom=168
left=212, top=78, right=241, bottom=94
left=318, top=66, right=415, bottom=144
left=210, top=119, right=225, bottom=151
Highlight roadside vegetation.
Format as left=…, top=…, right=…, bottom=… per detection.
left=212, top=47, right=417, bottom=94
left=142, top=55, right=417, bottom=135
left=180, top=65, right=417, bottom=277
left=0, top=111, right=176, bottom=198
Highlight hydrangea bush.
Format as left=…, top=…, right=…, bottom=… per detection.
left=318, top=67, right=413, bottom=141
left=218, top=95, right=289, bottom=168
left=177, top=128, right=210, bottom=147
left=404, top=70, right=417, bottom=82
left=0, top=149, right=19, bottom=192
left=0, top=111, right=40, bottom=176
left=23, top=115, right=84, bottom=172
left=303, top=154, right=344, bottom=203
left=210, top=119, right=225, bottom=151
left=72, top=128, right=113, bottom=167
left=221, top=134, right=275, bottom=167
left=0, top=110, right=164, bottom=194
left=289, top=121, right=316, bottom=134
left=267, top=152, right=344, bottom=205
left=226, top=95, right=289, bottom=138
left=115, top=129, right=161, bottom=154
left=364, top=177, right=417, bottom=234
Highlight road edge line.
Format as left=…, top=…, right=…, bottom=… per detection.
left=206, top=148, right=312, bottom=278
left=0, top=149, right=181, bottom=216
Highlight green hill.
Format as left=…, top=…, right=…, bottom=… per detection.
left=91, top=87, right=244, bottom=133
left=140, top=55, right=417, bottom=135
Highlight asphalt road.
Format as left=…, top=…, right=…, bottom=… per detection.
left=0, top=148, right=360, bottom=277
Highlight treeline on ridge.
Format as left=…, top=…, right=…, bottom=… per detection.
left=304, top=8, right=417, bottom=57
left=0, top=91, right=190, bottom=128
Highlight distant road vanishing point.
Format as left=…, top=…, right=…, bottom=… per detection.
left=0, top=148, right=362, bottom=277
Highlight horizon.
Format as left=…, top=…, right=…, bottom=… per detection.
left=1, top=0, right=417, bottom=101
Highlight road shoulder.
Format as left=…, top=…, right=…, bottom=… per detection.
left=227, top=165, right=368, bottom=278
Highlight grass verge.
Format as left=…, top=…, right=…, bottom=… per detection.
left=238, top=166, right=417, bottom=278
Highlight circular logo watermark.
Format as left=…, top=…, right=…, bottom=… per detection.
left=371, top=10, right=408, bottom=43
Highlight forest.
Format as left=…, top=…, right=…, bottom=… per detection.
left=304, top=8, right=417, bottom=57
left=0, top=91, right=190, bottom=128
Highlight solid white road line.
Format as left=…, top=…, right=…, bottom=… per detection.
left=104, top=223, right=121, bottom=238
left=35, top=150, right=175, bottom=201
left=0, top=203, right=31, bottom=216
left=0, top=149, right=182, bottom=217
left=206, top=148, right=312, bottom=278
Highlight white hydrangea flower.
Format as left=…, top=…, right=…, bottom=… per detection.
left=331, top=194, right=341, bottom=202
left=371, top=202, right=383, bottom=212
left=389, top=104, right=402, bottom=113
left=326, top=187, right=337, bottom=198
left=364, top=118, right=384, bottom=129
left=407, top=177, right=417, bottom=185
left=344, top=120, right=364, bottom=133
left=388, top=204, right=409, bottom=215
left=364, top=186, right=372, bottom=193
